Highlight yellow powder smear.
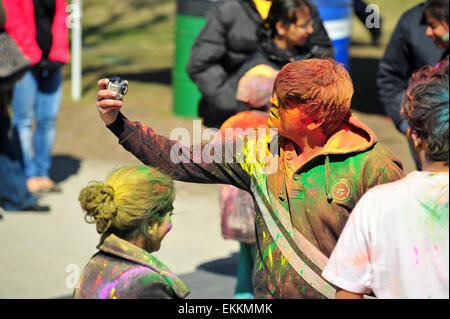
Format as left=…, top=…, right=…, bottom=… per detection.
left=253, top=0, right=272, bottom=19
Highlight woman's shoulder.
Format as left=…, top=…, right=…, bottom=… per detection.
left=77, top=252, right=189, bottom=299
left=112, top=258, right=190, bottom=299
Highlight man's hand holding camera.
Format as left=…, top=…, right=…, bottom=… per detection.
left=96, top=77, right=128, bottom=125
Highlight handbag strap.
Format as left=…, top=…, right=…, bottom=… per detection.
left=254, top=154, right=375, bottom=299
left=0, top=32, right=31, bottom=89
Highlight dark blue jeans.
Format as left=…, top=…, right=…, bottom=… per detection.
left=0, top=112, right=36, bottom=211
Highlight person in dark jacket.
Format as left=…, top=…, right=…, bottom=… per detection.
left=376, top=2, right=444, bottom=136
left=186, top=0, right=333, bottom=129
left=246, top=0, right=328, bottom=70
left=236, top=0, right=319, bottom=112
left=75, top=166, right=190, bottom=299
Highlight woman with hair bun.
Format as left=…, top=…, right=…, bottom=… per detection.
left=74, top=166, right=189, bottom=299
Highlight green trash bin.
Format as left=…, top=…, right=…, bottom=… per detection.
left=173, top=0, right=223, bottom=117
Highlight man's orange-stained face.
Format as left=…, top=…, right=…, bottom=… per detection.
left=268, top=93, right=312, bottom=141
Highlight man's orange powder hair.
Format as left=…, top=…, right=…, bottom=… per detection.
left=274, top=58, right=354, bottom=136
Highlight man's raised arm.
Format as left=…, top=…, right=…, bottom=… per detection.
left=96, top=78, right=253, bottom=190
left=96, top=78, right=123, bottom=125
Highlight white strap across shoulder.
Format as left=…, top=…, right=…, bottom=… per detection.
left=252, top=181, right=375, bottom=299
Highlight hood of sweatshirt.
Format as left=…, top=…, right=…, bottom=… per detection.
left=277, top=112, right=383, bottom=203
left=321, top=112, right=377, bottom=156
left=278, top=112, right=378, bottom=160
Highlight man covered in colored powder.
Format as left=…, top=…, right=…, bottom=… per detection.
left=95, top=58, right=404, bottom=299
left=322, top=60, right=449, bottom=299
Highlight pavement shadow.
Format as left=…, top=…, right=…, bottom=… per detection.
left=180, top=252, right=239, bottom=299
left=349, top=56, right=385, bottom=115
left=49, top=155, right=81, bottom=184
left=197, top=252, right=239, bottom=277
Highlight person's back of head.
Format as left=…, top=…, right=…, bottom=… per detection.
left=401, top=59, right=449, bottom=165
left=274, top=58, right=354, bottom=136
left=79, top=165, right=175, bottom=252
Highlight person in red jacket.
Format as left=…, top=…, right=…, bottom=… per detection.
left=3, top=0, right=69, bottom=193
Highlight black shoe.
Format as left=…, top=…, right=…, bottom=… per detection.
left=21, top=203, right=50, bottom=212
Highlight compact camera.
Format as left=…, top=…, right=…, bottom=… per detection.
left=107, top=76, right=128, bottom=99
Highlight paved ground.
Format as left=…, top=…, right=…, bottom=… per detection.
left=0, top=158, right=239, bottom=299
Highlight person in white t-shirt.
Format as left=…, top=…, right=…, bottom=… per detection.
left=322, top=59, right=449, bottom=299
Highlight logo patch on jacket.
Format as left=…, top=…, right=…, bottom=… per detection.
left=332, top=182, right=350, bottom=201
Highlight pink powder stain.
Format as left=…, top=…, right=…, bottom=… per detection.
left=414, top=246, right=419, bottom=267
left=98, top=268, right=143, bottom=298
left=310, top=188, right=315, bottom=195
left=93, top=275, right=102, bottom=291
left=99, top=281, right=117, bottom=299
left=433, top=244, right=439, bottom=253
left=111, top=265, right=119, bottom=274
